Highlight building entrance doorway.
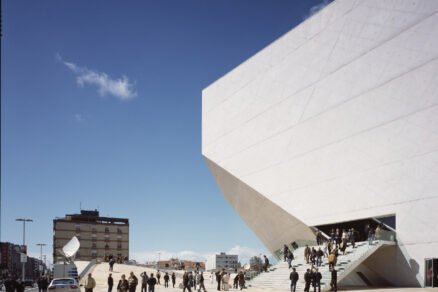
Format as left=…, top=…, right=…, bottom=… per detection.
left=425, top=258, right=438, bottom=287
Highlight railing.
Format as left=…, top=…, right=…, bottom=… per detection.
left=374, top=229, right=396, bottom=242
left=273, top=239, right=317, bottom=260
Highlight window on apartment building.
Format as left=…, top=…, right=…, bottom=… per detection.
left=105, top=244, right=109, bottom=249
left=117, top=228, right=122, bottom=233
left=105, top=227, right=110, bottom=232
left=104, top=235, right=110, bottom=241
left=75, top=234, right=81, bottom=239
left=117, top=243, right=122, bottom=249
left=92, top=243, right=97, bottom=248
left=92, top=234, right=97, bottom=241
left=117, top=235, right=122, bottom=240
left=91, top=250, right=97, bottom=257
left=92, top=226, right=97, bottom=232
left=75, top=225, right=80, bottom=231
left=117, top=253, right=122, bottom=257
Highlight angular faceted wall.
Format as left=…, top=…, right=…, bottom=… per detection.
left=202, top=0, right=438, bottom=286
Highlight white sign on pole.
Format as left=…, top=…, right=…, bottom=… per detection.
left=20, top=253, right=27, bottom=263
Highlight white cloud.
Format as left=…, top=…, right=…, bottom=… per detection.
left=57, top=54, right=137, bottom=101
left=305, top=0, right=331, bottom=19
left=74, top=113, right=84, bottom=122
left=131, top=245, right=267, bottom=266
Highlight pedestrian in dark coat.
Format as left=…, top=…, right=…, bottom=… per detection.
left=108, top=274, right=114, bottom=292
left=16, top=279, right=25, bottom=292
left=215, top=271, right=222, bottom=291
left=183, top=272, right=191, bottom=292
left=289, top=268, right=299, bottom=292
left=304, top=269, right=311, bottom=292
left=41, top=276, right=49, bottom=292
left=313, top=268, right=322, bottom=292
left=330, top=268, right=337, bottom=292
left=4, top=275, right=17, bottom=292
left=147, top=274, right=157, bottom=292
left=171, top=273, right=176, bottom=288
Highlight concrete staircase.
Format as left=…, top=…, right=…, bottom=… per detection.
left=248, top=240, right=395, bottom=291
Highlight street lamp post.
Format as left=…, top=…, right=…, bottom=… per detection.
left=36, top=243, right=47, bottom=275
left=16, top=218, right=33, bottom=281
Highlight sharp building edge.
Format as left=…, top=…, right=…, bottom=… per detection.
left=202, top=0, right=438, bottom=287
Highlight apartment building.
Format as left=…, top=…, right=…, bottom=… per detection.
left=53, top=210, right=129, bottom=262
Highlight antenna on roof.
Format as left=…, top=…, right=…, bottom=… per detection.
left=80, top=201, right=82, bottom=211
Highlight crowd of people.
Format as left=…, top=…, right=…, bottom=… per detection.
left=213, top=269, right=245, bottom=291
left=84, top=268, right=247, bottom=292
left=2, top=275, right=27, bottom=292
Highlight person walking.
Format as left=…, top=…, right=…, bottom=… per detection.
left=350, top=228, right=356, bottom=248
left=140, top=272, right=148, bottom=292
left=209, top=272, right=214, bottom=285
left=189, top=272, right=195, bottom=290
left=147, top=274, right=157, bottom=292
left=41, top=276, right=49, bottom=292
left=164, top=273, right=169, bottom=288
left=313, top=268, right=322, bottom=292
left=283, top=244, right=289, bottom=262
left=118, top=274, right=129, bottom=292
left=222, top=273, right=230, bottom=291
left=128, top=272, right=138, bottom=292
left=287, top=250, right=294, bottom=269
left=108, top=273, right=114, bottom=292
left=238, top=272, right=245, bottom=291
left=199, top=272, right=207, bottom=292
left=330, top=268, right=337, bottom=292
left=328, top=252, right=336, bottom=269
left=109, top=258, right=115, bottom=272
left=171, top=272, right=176, bottom=288
left=183, top=272, right=191, bottom=292
left=156, top=271, right=161, bottom=285
left=215, top=271, right=222, bottom=291
left=289, top=268, right=299, bottom=292
left=304, top=245, right=310, bottom=264
left=37, top=277, right=42, bottom=292
left=368, top=227, right=374, bottom=245
left=304, top=269, right=311, bottom=292
left=84, top=273, right=96, bottom=292
left=316, top=248, right=323, bottom=267
left=310, top=248, right=316, bottom=265
left=4, top=275, right=16, bottom=292
left=263, top=255, right=269, bottom=272
left=16, top=279, right=25, bottom=292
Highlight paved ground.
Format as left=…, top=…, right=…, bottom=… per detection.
left=83, top=262, right=435, bottom=292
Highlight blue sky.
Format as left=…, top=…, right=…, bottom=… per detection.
left=1, top=0, right=328, bottom=265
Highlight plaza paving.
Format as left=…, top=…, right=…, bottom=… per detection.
left=79, top=261, right=435, bottom=292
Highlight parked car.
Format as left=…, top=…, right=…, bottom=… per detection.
left=48, top=278, right=80, bottom=292
left=24, top=280, right=35, bottom=287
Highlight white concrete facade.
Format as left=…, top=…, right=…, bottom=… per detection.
left=202, top=0, right=438, bottom=287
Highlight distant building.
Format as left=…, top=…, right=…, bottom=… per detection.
left=53, top=210, right=129, bottom=262
left=1, top=242, right=41, bottom=279
left=156, top=259, right=205, bottom=271
left=206, top=252, right=239, bottom=271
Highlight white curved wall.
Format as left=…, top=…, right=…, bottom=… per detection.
left=203, top=0, right=438, bottom=286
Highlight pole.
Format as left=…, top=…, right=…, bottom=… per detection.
left=16, top=218, right=33, bottom=281
left=36, top=243, right=47, bottom=276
